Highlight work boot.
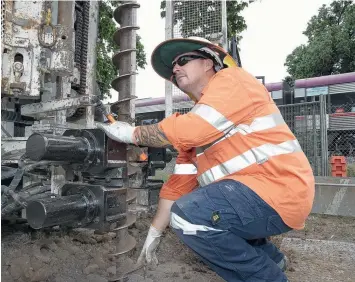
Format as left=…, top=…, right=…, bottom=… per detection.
left=277, top=255, right=288, bottom=272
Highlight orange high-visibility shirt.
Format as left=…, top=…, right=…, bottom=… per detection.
left=160, top=148, right=198, bottom=200
left=159, top=67, right=315, bottom=230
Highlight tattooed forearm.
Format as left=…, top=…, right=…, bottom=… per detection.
left=133, top=124, right=171, bottom=148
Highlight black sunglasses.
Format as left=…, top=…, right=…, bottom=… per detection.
left=172, top=54, right=207, bottom=68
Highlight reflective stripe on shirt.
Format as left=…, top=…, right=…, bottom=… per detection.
left=197, top=139, right=303, bottom=186
left=196, top=112, right=286, bottom=156
left=191, top=104, right=234, bottom=133
left=173, top=164, right=197, bottom=175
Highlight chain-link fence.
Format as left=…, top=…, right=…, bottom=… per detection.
left=327, top=102, right=355, bottom=176
left=277, top=98, right=355, bottom=176
left=278, top=99, right=328, bottom=176
left=166, top=0, right=227, bottom=115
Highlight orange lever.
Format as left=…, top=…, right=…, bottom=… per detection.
left=139, top=152, right=148, bottom=161
left=106, top=114, right=116, bottom=124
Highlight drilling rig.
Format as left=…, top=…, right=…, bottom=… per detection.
left=1, top=0, right=170, bottom=255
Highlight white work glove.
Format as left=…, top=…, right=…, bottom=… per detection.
left=96, top=121, right=135, bottom=144
left=137, top=225, right=163, bottom=266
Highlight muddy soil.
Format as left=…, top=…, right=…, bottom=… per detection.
left=2, top=214, right=355, bottom=282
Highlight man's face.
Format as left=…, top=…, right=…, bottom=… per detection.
left=172, top=52, right=212, bottom=95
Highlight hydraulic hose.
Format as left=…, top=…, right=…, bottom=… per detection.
left=1, top=166, right=18, bottom=180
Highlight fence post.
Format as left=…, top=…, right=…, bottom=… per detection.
left=319, top=94, right=329, bottom=176
left=221, top=0, right=228, bottom=51
left=312, top=102, right=318, bottom=174
left=164, top=0, right=173, bottom=118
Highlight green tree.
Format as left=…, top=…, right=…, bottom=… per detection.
left=284, top=0, right=355, bottom=79
left=97, top=1, right=147, bottom=99
left=160, top=0, right=256, bottom=47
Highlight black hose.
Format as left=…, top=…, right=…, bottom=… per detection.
left=2, top=190, right=25, bottom=216
left=2, top=168, right=24, bottom=195
left=1, top=124, right=12, bottom=137
left=1, top=185, right=51, bottom=216
left=24, top=172, right=48, bottom=180
left=2, top=185, right=8, bottom=193
left=18, top=154, right=27, bottom=168
left=1, top=152, right=69, bottom=217
left=1, top=166, right=18, bottom=180
left=20, top=185, right=51, bottom=198
left=1, top=168, right=25, bottom=214
left=19, top=155, right=69, bottom=171
left=22, top=181, right=46, bottom=191
left=2, top=157, right=68, bottom=214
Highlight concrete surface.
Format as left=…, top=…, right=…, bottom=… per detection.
left=313, top=177, right=355, bottom=217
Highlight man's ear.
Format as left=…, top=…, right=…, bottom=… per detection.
left=204, top=59, right=215, bottom=72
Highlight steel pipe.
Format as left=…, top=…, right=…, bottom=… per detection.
left=26, top=194, right=94, bottom=229
left=26, top=133, right=89, bottom=162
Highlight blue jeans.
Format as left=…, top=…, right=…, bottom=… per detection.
left=170, top=179, right=291, bottom=282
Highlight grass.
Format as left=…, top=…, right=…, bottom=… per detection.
left=347, top=163, right=355, bottom=177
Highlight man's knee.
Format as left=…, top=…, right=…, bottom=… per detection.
left=171, top=201, right=185, bottom=219
left=170, top=200, right=197, bottom=235
left=170, top=194, right=196, bottom=226
left=170, top=200, right=225, bottom=236
left=170, top=201, right=189, bottom=233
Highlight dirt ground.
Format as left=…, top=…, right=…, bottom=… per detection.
left=1, top=213, right=355, bottom=282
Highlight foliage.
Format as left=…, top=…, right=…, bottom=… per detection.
left=284, top=0, right=355, bottom=80
left=159, top=0, right=256, bottom=48
left=96, top=1, right=147, bottom=99
left=282, top=75, right=295, bottom=88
